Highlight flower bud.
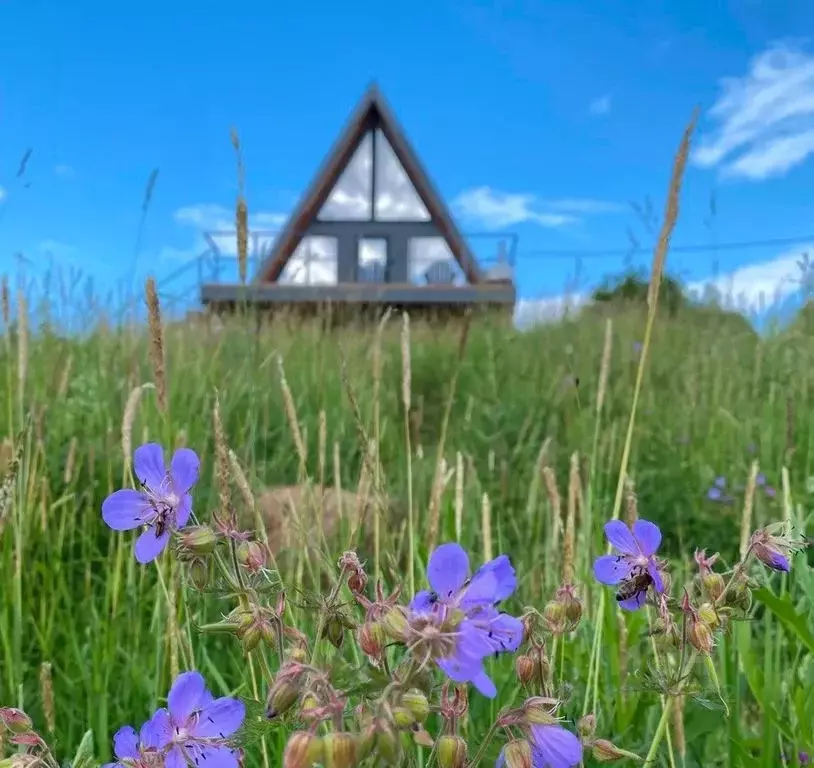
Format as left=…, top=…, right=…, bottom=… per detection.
left=391, top=707, right=415, bottom=730
left=701, top=572, right=726, bottom=601
left=237, top=540, right=268, bottom=572
left=283, top=731, right=324, bottom=768
left=266, top=678, right=301, bottom=719
left=577, top=713, right=596, bottom=741
left=374, top=717, right=401, bottom=763
left=697, top=602, right=720, bottom=630
left=503, top=739, right=533, bottom=768
left=542, top=600, right=566, bottom=634
left=592, top=739, right=643, bottom=762
left=241, top=624, right=262, bottom=653
left=178, top=525, right=217, bottom=555
left=321, top=732, right=358, bottom=768
left=401, top=689, right=430, bottom=724
left=323, top=617, right=346, bottom=649
left=0, top=708, right=32, bottom=734
left=522, top=697, right=558, bottom=726
left=437, top=735, right=467, bottom=768
left=187, top=558, right=209, bottom=591
left=382, top=607, right=408, bottom=642
left=688, top=620, right=715, bottom=654
left=358, top=622, right=386, bottom=661
left=515, top=654, right=536, bottom=685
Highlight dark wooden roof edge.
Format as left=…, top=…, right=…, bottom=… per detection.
left=253, top=82, right=483, bottom=285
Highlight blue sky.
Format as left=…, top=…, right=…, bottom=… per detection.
left=2, top=0, right=814, bottom=327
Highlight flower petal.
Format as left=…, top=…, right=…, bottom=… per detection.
left=171, top=448, right=200, bottom=494
left=603, top=520, right=638, bottom=555
left=593, top=555, right=633, bottom=585
left=133, top=443, right=167, bottom=489
left=134, top=528, right=170, bottom=564
left=409, top=591, right=436, bottom=612
left=646, top=561, right=665, bottom=593
left=495, top=748, right=506, bottom=768
left=469, top=669, right=498, bottom=698
left=112, top=726, right=139, bottom=760
left=140, top=709, right=172, bottom=749
left=426, top=543, right=469, bottom=598
left=102, top=490, right=150, bottom=531
left=474, top=609, right=524, bottom=654
left=192, top=743, right=241, bottom=768
left=165, top=745, right=186, bottom=768
left=168, top=671, right=208, bottom=723
left=531, top=724, right=583, bottom=768
left=192, top=697, right=245, bottom=739
left=176, top=493, right=192, bottom=529
left=617, top=590, right=647, bottom=611
left=633, top=520, right=662, bottom=556
left=471, top=554, right=516, bottom=603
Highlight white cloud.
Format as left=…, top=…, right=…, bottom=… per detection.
left=167, top=203, right=287, bottom=262
left=452, top=186, right=621, bottom=229
left=694, top=41, right=814, bottom=180
left=54, top=164, right=75, bottom=178
left=39, top=239, right=77, bottom=259
left=685, top=243, right=813, bottom=311
left=589, top=94, right=612, bottom=116
left=0, top=185, right=6, bottom=203
left=514, top=292, right=588, bottom=329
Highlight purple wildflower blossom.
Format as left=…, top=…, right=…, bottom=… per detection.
left=102, top=725, right=156, bottom=768
left=407, top=543, right=524, bottom=698
left=102, top=443, right=200, bottom=564
left=141, top=671, right=245, bottom=768
left=496, top=724, right=583, bottom=768
left=593, top=520, right=666, bottom=611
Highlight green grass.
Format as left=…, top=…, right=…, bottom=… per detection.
left=0, top=297, right=813, bottom=767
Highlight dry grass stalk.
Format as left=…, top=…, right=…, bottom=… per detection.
left=39, top=476, right=47, bottom=533
left=277, top=356, right=307, bottom=473
left=739, top=460, right=759, bottom=559
left=781, top=466, right=792, bottom=525
left=596, top=318, right=613, bottom=415
left=481, top=492, right=493, bottom=563
left=16, top=290, right=28, bottom=399
left=524, top=438, right=551, bottom=521
left=318, top=409, right=327, bottom=489
left=562, top=452, right=580, bottom=585
left=231, top=128, right=248, bottom=284
left=372, top=309, right=392, bottom=578
left=400, top=312, right=415, bottom=594
left=672, top=689, right=686, bottom=760
left=145, top=278, right=167, bottom=413
left=427, top=312, right=471, bottom=549
left=541, top=465, right=562, bottom=550
left=39, top=662, right=55, bottom=734
left=624, top=477, right=638, bottom=525
left=351, top=439, right=377, bottom=546
left=454, top=452, right=464, bottom=542
left=1, top=274, right=9, bottom=328
left=212, top=395, right=232, bottom=520
left=333, top=440, right=343, bottom=523
left=57, top=354, right=73, bottom=399
left=64, top=437, right=78, bottom=485
left=647, top=109, right=699, bottom=309
left=121, top=383, right=155, bottom=472
left=0, top=418, right=28, bottom=533
left=400, top=313, right=412, bottom=413
left=227, top=448, right=268, bottom=546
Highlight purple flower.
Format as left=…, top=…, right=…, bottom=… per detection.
left=407, top=543, right=523, bottom=698
left=496, top=723, right=583, bottom=767
left=102, top=443, right=200, bottom=564
left=142, top=671, right=245, bottom=768
left=593, top=520, right=666, bottom=611
left=707, top=476, right=734, bottom=504
left=102, top=725, right=155, bottom=768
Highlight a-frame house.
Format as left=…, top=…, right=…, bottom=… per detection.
left=200, top=83, right=516, bottom=316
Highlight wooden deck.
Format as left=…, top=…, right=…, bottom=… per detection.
left=200, top=281, right=516, bottom=310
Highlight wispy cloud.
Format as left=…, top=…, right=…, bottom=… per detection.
left=54, top=164, right=75, bottom=178
left=514, top=292, right=588, bottom=329
left=685, top=243, right=812, bottom=311
left=0, top=185, right=6, bottom=203
left=589, top=94, right=612, bottom=116
left=162, top=203, right=288, bottom=262
left=452, top=186, right=622, bottom=229
left=693, top=41, right=814, bottom=180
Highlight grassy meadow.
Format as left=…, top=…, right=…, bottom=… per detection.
left=0, top=123, right=813, bottom=768
left=0, top=286, right=812, bottom=766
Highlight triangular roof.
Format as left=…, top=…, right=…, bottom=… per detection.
left=254, top=83, right=483, bottom=284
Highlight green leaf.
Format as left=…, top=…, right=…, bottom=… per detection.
left=70, top=729, right=95, bottom=768
left=753, top=587, right=814, bottom=654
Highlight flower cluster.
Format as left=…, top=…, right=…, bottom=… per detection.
left=103, top=672, right=245, bottom=768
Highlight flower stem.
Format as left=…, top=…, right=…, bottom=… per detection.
left=645, top=697, right=673, bottom=764
left=467, top=720, right=500, bottom=768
